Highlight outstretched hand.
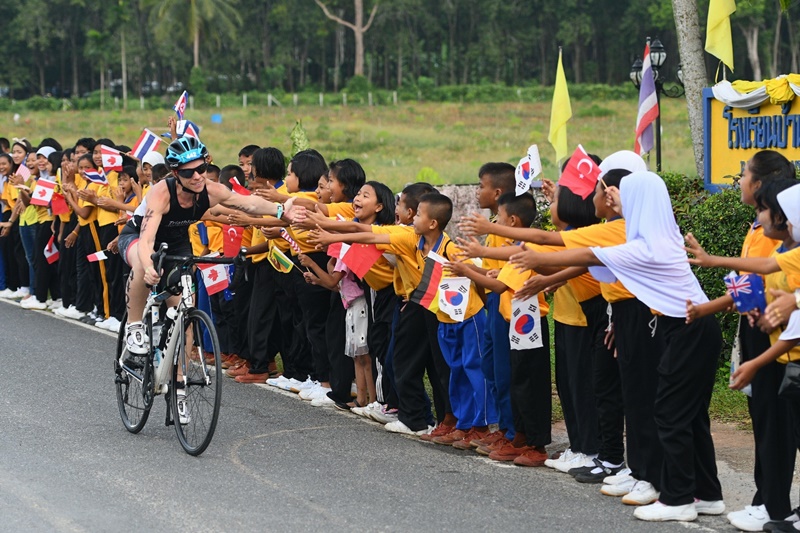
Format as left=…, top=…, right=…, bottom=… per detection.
left=458, top=212, right=492, bottom=237
left=454, top=236, right=484, bottom=260
left=508, top=246, right=540, bottom=271
left=684, top=233, right=714, bottom=267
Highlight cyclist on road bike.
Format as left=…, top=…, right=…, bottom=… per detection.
left=118, top=136, right=297, bottom=357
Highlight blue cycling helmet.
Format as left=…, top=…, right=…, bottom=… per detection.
left=165, top=136, right=208, bottom=169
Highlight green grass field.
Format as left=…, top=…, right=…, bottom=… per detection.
left=5, top=99, right=696, bottom=190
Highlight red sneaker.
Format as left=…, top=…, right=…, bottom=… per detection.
left=513, top=447, right=549, bottom=467
left=476, top=436, right=511, bottom=456
left=471, top=430, right=506, bottom=448
left=432, top=429, right=467, bottom=446
left=420, top=423, right=455, bottom=442
left=488, top=443, right=532, bottom=462
left=225, top=361, right=251, bottom=377
left=453, top=428, right=490, bottom=450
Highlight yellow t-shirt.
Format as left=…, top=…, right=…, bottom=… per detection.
left=96, top=171, right=120, bottom=227
left=31, top=178, right=55, bottom=223
left=189, top=222, right=207, bottom=257
left=553, top=282, right=588, bottom=326
left=54, top=171, right=73, bottom=223
left=20, top=178, right=38, bottom=226
left=327, top=202, right=355, bottom=220
left=76, top=175, right=98, bottom=226
left=249, top=218, right=270, bottom=264
left=767, top=245, right=800, bottom=363
left=379, top=230, right=484, bottom=323
left=483, top=230, right=515, bottom=273
left=203, top=221, right=224, bottom=254
left=560, top=219, right=635, bottom=303
left=287, top=191, right=321, bottom=255
left=373, top=225, right=413, bottom=297
left=496, top=262, right=550, bottom=319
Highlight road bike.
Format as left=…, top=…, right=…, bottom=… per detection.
left=114, top=243, right=242, bottom=456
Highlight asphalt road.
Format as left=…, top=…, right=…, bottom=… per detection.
left=0, top=299, right=741, bottom=532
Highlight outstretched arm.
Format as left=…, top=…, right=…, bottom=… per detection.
left=459, top=212, right=564, bottom=246
left=509, top=246, right=602, bottom=270
left=308, top=226, right=390, bottom=247
left=685, top=233, right=780, bottom=274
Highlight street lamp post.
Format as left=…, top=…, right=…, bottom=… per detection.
left=629, top=37, right=685, bottom=173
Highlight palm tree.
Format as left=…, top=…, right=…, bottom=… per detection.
left=153, top=0, right=242, bottom=69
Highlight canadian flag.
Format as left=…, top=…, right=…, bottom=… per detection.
left=31, top=179, right=55, bottom=207
left=101, top=145, right=123, bottom=172
left=198, top=262, right=229, bottom=295
left=87, top=250, right=107, bottom=262
left=44, top=235, right=59, bottom=264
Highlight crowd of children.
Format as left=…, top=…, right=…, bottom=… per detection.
left=2, top=128, right=800, bottom=529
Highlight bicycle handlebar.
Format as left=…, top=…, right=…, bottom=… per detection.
left=150, top=243, right=247, bottom=271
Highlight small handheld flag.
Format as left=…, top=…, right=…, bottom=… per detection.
left=724, top=271, right=766, bottom=313
left=409, top=251, right=447, bottom=314
left=268, top=245, right=295, bottom=274
left=280, top=228, right=302, bottom=255
left=87, top=250, right=108, bottom=262
left=509, top=295, right=544, bottom=350
left=131, top=129, right=162, bottom=160
left=178, top=120, right=199, bottom=138
left=83, top=169, right=109, bottom=186
left=198, top=261, right=230, bottom=295
left=44, top=235, right=59, bottom=264
left=30, top=179, right=55, bottom=207
left=559, top=145, right=602, bottom=199
left=229, top=177, right=251, bottom=196
left=173, top=90, right=189, bottom=119
left=222, top=225, right=244, bottom=257
left=101, top=145, right=123, bottom=172
left=634, top=41, right=659, bottom=156
left=515, top=145, right=543, bottom=196
left=438, top=277, right=470, bottom=322
left=50, top=192, right=69, bottom=216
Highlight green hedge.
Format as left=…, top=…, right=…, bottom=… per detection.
left=0, top=82, right=641, bottom=111
left=663, top=172, right=754, bottom=357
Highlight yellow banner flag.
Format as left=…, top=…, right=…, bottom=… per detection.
left=548, top=49, right=572, bottom=164
left=705, top=0, right=736, bottom=71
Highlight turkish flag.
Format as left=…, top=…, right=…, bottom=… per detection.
left=198, top=263, right=229, bottom=295
left=229, top=177, right=250, bottom=196
left=222, top=224, right=244, bottom=257
left=31, top=179, right=55, bottom=207
left=50, top=192, right=69, bottom=216
left=559, top=145, right=601, bottom=200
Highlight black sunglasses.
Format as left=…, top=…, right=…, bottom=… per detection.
left=175, top=162, right=208, bottom=180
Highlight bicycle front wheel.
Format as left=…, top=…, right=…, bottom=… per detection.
left=171, top=309, right=222, bottom=456
left=115, top=312, right=151, bottom=433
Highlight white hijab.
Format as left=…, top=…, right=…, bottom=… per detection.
left=590, top=171, right=708, bottom=317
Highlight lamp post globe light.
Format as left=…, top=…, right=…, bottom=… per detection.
left=630, top=37, right=685, bottom=172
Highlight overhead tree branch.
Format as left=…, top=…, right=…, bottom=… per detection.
left=362, top=2, right=379, bottom=33
left=315, top=0, right=357, bottom=32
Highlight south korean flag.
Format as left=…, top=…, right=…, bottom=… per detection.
left=509, top=295, right=543, bottom=349
left=438, top=277, right=470, bottom=322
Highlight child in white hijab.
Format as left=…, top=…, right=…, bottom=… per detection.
left=509, top=171, right=724, bottom=523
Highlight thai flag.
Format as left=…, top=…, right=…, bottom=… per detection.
left=173, top=90, right=188, bottom=119
left=131, top=129, right=162, bottom=160
left=100, top=145, right=123, bottom=172
left=84, top=169, right=109, bottom=186
left=634, top=42, right=659, bottom=156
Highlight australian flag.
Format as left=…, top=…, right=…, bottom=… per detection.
left=724, top=271, right=766, bottom=313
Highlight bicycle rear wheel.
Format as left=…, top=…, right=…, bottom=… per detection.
left=171, top=309, right=222, bottom=456
left=115, top=312, right=151, bottom=433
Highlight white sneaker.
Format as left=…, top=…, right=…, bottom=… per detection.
left=266, top=375, right=290, bottom=388
left=176, top=389, right=190, bottom=425
left=695, top=499, right=725, bottom=516
left=727, top=505, right=771, bottom=531
left=0, top=288, right=15, bottom=298
left=46, top=299, right=62, bottom=310
left=59, top=305, right=85, bottom=319
left=603, top=467, right=632, bottom=485
left=310, top=395, right=335, bottom=408
left=293, top=378, right=317, bottom=395
left=352, top=401, right=382, bottom=418
left=16, top=287, right=30, bottom=298
left=634, top=501, right=697, bottom=522
left=544, top=448, right=574, bottom=469
left=20, top=297, right=47, bottom=310
left=95, top=318, right=109, bottom=329
left=554, top=452, right=587, bottom=473
left=125, top=322, right=149, bottom=355
left=299, top=382, right=323, bottom=400
left=350, top=382, right=358, bottom=398
left=103, top=317, right=121, bottom=332
left=308, top=385, right=332, bottom=401
left=385, top=420, right=432, bottom=436
left=601, top=477, right=637, bottom=497
left=369, top=405, right=399, bottom=424
left=622, top=480, right=660, bottom=506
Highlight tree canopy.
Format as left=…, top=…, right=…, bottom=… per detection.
left=0, top=0, right=797, bottom=99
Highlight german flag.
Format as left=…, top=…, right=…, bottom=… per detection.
left=409, top=251, right=446, bottom=314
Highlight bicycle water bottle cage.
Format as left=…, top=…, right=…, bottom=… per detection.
left=159, top=265, right=184, bottom=295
